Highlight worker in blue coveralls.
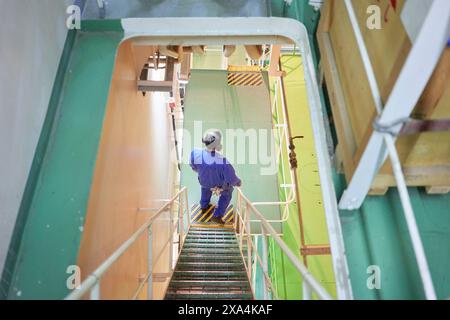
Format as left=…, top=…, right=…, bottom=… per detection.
left=190, top=130, right=242, bottom=224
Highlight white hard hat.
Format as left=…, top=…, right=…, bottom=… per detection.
left=202, top=130, right=222, bottom=151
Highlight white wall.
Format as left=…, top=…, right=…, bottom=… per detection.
left=0, top=0, right=71, bottom=275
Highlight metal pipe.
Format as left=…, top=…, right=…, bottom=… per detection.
left=90, top=282, right=100, bottom=300
left=302, top=281, right=312, bottom=300
left=383, top=134, right=436, bottom=299
left=237, top=189, right=333, bottom=300
left=65, top=188, right=187, bottom=300
left=169, top=210, right=174, bottom=270
left=147, top=226, right=153, bottom=300
left=261, top=227, right=270, bottom=300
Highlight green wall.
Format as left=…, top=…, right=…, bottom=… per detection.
left=2, top=28, right=123, bottom=299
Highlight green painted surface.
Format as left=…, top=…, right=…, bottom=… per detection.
left=180, top=70, right=282, bottom=233
left=81, top=19, right=124, bottom=32
left=271, top=0, right=320, bottom=36
left=271, top=0, right=321, bottom=64
left=336, top=173, right=450, bottom=300
left=5, top=31, right=123, bottom=299
left=272, top=0, right=450, bottom=299
left=266, top=55, right=336, bottom=300
left=0, top=30, right=78, bottom=300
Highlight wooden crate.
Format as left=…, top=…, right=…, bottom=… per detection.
left=317, top=0, right=450, bottom=195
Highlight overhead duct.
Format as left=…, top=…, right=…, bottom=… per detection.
left=223, top=45, right=236, bottom=58
left=245, top=45, right=264, bottom=60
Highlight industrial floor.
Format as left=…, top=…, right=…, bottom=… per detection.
left=180, top=69, right=282, bottom=233
left=2, top=1, right=449, bottom=300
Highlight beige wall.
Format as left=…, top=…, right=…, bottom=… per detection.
left=77, top=40, right=179, bottom=299
left=0, top=0, right=71, bottom=275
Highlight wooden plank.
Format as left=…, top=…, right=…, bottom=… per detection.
left=78, top=40, right=176, bottom=300
left=329, top=0, right=376, bottom=146
left=317, top=7, right=357, bottom=181
left=351, top=0, right=411, bottom=103
left=426, top=186, right=450, bottom=195
left=414, top=48, right=450, bottom=119
left=317, top=0, right=450, bottom=192
left=368, top=187, right=389, bottom=196
left=131, top=44, right=155, bottom=77
left=317, top=0, right=333, bottom=33
left=268, top=45, right=285, bottom=77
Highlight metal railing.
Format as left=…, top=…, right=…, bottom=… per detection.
left=248, top=74, right=297, bottom=224
left=234, top=188, right=333, bottom=300
left=65, top=187, right=190, bottom=300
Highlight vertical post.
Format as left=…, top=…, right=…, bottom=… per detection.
left=303, top=281, right=312, bottom=300
left=90, top=281, right=100, bottom=300
left=234, top=193, right=239, bottom=231
left=169, top=204, right=174, bottom=271
left=246, top=203, right=252, bottom=280
left=147, top=226, right=153, bottom=300
left=184, top=189, right=190, bottom=229
left=383, top=134, right=436, bottom=299
left=179, top=200, right=185, bottom=249
left=261, top=226, right=269, bottom=300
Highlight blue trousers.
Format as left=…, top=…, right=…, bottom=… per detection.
left=200, top=187, right=233, bottom=218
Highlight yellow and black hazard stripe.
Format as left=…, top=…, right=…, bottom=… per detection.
left=227, top=71, right=264, bottom=87
left=190, top=204, right=235, bottom=225
left=222, top=205, right=235, bottom=224
left=191, top=204, right=215, bottom=223
left=227, top=66, right=263, bottom=87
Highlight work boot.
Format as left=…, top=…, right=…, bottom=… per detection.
left=210, top=216, right=224, bottom=225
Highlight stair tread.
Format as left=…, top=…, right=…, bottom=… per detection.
left=164, top=226, right=252, bottom=300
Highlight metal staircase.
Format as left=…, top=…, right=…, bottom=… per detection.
left=66, top=187, right=334, bottom=300
left=165, top=225, right=253, bottom=300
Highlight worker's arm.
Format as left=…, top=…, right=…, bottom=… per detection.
left=223, top=163, right=242, bottom=188
left=189, top=150, right=198, bottom=172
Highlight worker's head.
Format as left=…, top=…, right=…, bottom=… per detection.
left=202, top=130, right=222, bottom=152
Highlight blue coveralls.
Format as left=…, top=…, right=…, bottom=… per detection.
left=190, top=149, right=242, bottom=218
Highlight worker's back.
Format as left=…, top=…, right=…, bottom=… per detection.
left=190, top=149, right=240, bottom=190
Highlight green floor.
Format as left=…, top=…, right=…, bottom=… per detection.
left=336, top=174, right=450, bottom=300
left=180, top=70, right=282, bottom=233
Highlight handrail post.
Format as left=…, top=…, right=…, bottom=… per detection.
left=169, top=204, right=174, bottom=270
left=184, top=189, right=191, bottom=229
left=303, top=281, right=312, bottom=300
left=90, top=282, right=100, bottom=300
left=246, top=203, right=252, bottom=280
left=147, top=225, right=153, bottom=300
left=261, top=225, right=269, bottom=300
left=179, top=199, right=185, bottom=249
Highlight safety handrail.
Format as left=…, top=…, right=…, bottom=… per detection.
left=235, top=188, right=333, bottom=300
left=247, top=77, right=297, bottom=225
left=65, top=187, right=190, bottom=300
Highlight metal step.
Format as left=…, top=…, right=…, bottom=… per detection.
left=172, top=270, right=248, bottom=281
left=169, top=280, right=250, bottom=289
left=187, top=231, right=236, bottom=237
left=189, top=227, right=235, bottom=235
left=176, top=262, right=245, bottom=271
left=178, top=255, right=244, bottom=263
left=182, top=243, right=239, bottom=249
left=180, top=250, right=242, bottom=257
left=185, top=236, right=237, bottom=242
left=164, top=224, right=252, bottom=300
left=165, top=292, right=253, bottom=300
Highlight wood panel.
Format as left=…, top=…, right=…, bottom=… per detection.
left=77, top=40, right=178, bottom=299
left=317, top=0, right=450, bottom=193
